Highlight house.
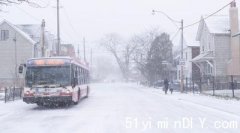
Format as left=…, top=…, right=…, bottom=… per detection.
left=174, top=42, right=200, bottom=82
left=16, top=24, right=57, bottom=57
left=0, top=20, right=35, bottom=86
left=192, top=1, right=240, bottom=80
left=0, top=20, right=56, bottom=87
left=60, top=44, right=76, bottom=57
left=192, top=15, right=230, bottom=79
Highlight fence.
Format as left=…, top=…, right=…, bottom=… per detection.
left=0, top=87, right=23, bottom=103
left=183, top=75, right=240, bottom=99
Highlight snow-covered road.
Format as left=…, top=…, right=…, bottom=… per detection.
left=1, top=83, right=240, bottom=133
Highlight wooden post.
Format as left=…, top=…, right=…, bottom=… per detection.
left=231, top=75, right=235, bottom=98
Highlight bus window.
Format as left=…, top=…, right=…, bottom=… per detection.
left=83, top=69, right=85, bottom=84
left=71, top=65, right=75, bottom=86
left=75, top=66, right=78, bottom=85
left=77, top=66, right=80, bottom=85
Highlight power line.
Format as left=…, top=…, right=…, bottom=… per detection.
left=170, top=29, right=180, bottom=41
left=183, top=1, right=232, bottom=29
left=153, top=1, right=233, bottom=30
left=62, top=6, right=80, bottom=40
left=15, top=6, right=41, bottom=21
left=15, top=4, right=73, bottom=45
left=47, top=3, right=75, bottom=44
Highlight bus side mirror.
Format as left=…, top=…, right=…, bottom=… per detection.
left=19, top=66, right=23, bottom=74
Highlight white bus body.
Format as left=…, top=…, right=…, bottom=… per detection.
left=22, top=57, right=90, bottom=106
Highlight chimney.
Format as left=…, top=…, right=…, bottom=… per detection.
left=231, top=0, right=236, bottom=7
left=230, top=0, right=239, bottom=34
left=228, top=0, right=240, bottom=75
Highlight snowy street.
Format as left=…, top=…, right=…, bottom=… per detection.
left=1, top=83, right=240, bottom=133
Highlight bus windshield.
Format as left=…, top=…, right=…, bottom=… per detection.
left=26, top=66, right=70, bottom=87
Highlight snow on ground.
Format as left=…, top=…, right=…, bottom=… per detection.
left=1, top=83, right=240, bottom=133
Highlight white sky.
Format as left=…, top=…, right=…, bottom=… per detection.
left=0, top=0, right=235, bottom=53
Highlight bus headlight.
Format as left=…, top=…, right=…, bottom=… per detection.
left=60, top=89, right=72, bottom=96
left=26, top=91, right=30, bottom=95
left=24, top=90, right=34, bottom=97
left=64, top=89, right=71, bottom=93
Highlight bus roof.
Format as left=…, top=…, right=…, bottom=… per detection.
left=26, top=56, right=89, bottom=70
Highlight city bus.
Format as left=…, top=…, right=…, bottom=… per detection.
left=22, top=57, right=90, bottom=106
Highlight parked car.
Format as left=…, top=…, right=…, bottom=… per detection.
left=185, top=82, right=199, bottom=92
left=167, top=80, right=200, bottom=92
left=170, top=81, right=181, bottom=92
left=153, top=80, right=164, bottom=88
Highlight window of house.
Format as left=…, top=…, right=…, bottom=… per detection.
left=185, top=52, right=188, bottom=60
left=206, top=63, right=213, bottom=74
left=1, top=30, right=9, bottom=41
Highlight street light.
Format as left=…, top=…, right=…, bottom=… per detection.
left=152, top=10, right=185, bottom=93
left=152, top=10, right=181, bottom=24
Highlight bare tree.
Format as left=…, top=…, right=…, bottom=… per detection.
left=93, top=56, right=115, bottom=81
left=0, top=0, right=21, bottom=5
left=131, top=28, right=161, bottom=83
left=0, top=0, right=47, bottom=8
left=101, top=33, right=137, bottom=81
left=101, top=28, right=161, bottom=82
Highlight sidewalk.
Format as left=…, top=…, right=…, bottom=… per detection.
left=135, top=84, right=240, bottom=116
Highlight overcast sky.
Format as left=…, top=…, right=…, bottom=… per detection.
left=0, top=0, right=235, bottom=52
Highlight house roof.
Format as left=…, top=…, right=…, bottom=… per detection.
left=196, top=15, right=230, bottom=41
left=187, top=41, right=200, bottom=47
left=191, top=51, right=213, bottom=62
left=0, top=20, right=36, bottom=44
left=16, top=24, right=41, bottom=42
left=205, top=15, right=229, bottom=34
left=173, top=40, right=200, bottom=58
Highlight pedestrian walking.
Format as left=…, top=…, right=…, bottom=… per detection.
left=164, top=78, right=169, bottom=94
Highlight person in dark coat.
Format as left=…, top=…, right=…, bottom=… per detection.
left=164, top=78, right=169, bottom=94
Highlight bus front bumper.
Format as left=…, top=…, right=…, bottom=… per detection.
left=23, top=96, right=72, bottom=104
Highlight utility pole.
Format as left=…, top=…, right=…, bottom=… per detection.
left=152, top=10, right=185, bottom=92
left=90, top=48, right=92, bottom=70
left=41, top=19, right=45, bottom=57
left=83, top=37, right=86, bottom=62
left=180, top=19, right=184, bottom=93
left=78, top=43, right=80, bottom=58
left=13, top=33, right=17, bottom=87
left=56, top=0, right=61, bottom=56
